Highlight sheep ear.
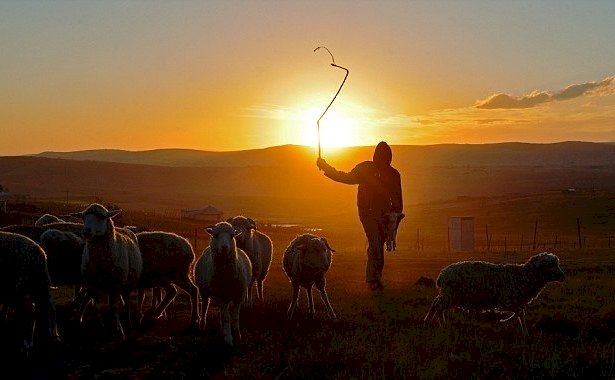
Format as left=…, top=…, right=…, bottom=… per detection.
left=107, top=209, right=122, bottom=218
left=205, top=226, right=214, bottom=235
left=70, top=211, right=85, bottom=218
left=248, top=218, right=257, bottom=230
left=321, top=238, right=336, bottom=253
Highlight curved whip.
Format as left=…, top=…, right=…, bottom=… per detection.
left=314, top=46, right=349, bottom=160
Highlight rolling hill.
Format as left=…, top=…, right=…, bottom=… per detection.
left=2, top=142, right=615, bottom=224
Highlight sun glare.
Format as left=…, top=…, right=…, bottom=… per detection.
left=298, top=107, right=361, bottom=149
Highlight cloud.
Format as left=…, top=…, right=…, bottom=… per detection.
left=476, top=76, right=614, bottom=109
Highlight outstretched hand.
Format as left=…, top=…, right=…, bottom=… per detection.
left=316, top=158, right=328, bottom=171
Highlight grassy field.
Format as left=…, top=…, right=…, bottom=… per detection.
left=3, top=238, right=615, bottom=379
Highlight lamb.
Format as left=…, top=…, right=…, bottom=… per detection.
left=383, top=212, right=405, bottom=252
left=34, top=213, right=65, bottom=227
left=226, top=216, right=273, bottom=304
left=70, top=203, right=143, bottom=340
left=283, top=233, right=337, bottom=320
left=0, top=232, right=59, bottom=352
left=423, top=252, right=565, bottom=336
left=135, top=231, right=200, bottom=327
left=194, top=222, right=251, bottom=347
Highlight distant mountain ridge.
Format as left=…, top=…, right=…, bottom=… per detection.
left=4, top=141, right=615, bottom=220
left=31, top=142, right=615, bottom=169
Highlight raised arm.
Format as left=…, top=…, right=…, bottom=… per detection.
left=317, top=158, right=360, bottom=185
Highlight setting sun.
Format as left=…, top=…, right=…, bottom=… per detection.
left=298, top=107, right=361, bottom=149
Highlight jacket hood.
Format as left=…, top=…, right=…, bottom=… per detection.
left=373, top=141, right=392, bottom=166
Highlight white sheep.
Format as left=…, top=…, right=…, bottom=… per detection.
left=135, top=231, right=200, bottom=327
left=423, top=252, right=565, bottom=336
left=226, top=216, right=273, bottom=305
left=194, top=222, right=252, bottom=347
left=70, top=203, right=143, bottom=340
left=34, top=213, right=65, bottom=227
left=283, top=233, right=337, bottom=320
left=383, top=212, right=405, bottom=252
left=0, top=231, right=59, bottom=352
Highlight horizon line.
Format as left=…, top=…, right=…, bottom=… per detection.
left=4, top=140, right=615, bottom=157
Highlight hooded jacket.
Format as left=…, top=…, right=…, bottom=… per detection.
left=321, top=141, right=403, bottom=218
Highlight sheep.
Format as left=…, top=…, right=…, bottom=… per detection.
left=423, top=252, right=565, bottom=336
left=70, top=203, right=143, bottom=341
left=226, top=216, right=273, bottom=305
left=283, top=233, right=337, bottom=320
left=0, top=231, right=59, bottom=352
left=135, top=231, right=200, bottom=327
left=194, top=222, right=251, bottom=347
left=39, top=229, right=86, bottom=310
left=383, top=212, right=405, bottom=252
left=0, top=221, right=84, bottom=243
left=39, top=229, right=85, bottom=288
left=34, top=213, right=65, bottom=227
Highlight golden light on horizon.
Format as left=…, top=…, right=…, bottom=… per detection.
left=297, top=107, right=362, bottom=149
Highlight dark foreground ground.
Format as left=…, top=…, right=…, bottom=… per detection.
left=2, top=246, right=615, bottom=380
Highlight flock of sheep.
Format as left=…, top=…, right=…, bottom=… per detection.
left=0, top=203, right=565, bottom=354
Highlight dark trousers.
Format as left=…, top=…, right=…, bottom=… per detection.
left=360, top=213, right=386, bottom=284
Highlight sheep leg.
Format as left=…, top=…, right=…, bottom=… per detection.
left=316, top=278, right=336, bottom=320
left=108, top=292, right=126, bottom=341
left=15, top=299, right=35, bottom=353
left=137, top=288, right=146, bottom=317
left=516, top=308, right=529, bottom=337
left=176, top=275, right=201, bottom=327
left=200, top=295, right=209, bottom=330
left=306, top=285, right=315, bottom=318
left=221, top=303, right=233, bottom=346
left=72, top=287, right=90, bottom=320
left=246, top=280, right=255, bottom=307
left=287, top=283, right=301, bottom=320
left=87, top=291, right=105, bottom=329
left=152, top=283, right=177, bottom=320
left=121, top=289, right=140, bottom=331
left=231, top=302, right=242, bottom=346
left=257, top=279, right=264, bottom=303
left=423, top=295, right=442, bottom=327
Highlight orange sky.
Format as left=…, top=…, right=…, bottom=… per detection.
left=1, top=2, right=615, bottom=155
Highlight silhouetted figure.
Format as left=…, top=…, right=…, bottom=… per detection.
left=317, top=141, right=403, bottom=292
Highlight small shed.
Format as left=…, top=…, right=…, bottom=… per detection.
left=181, top=206, right=224, bottom=224
left=448, top=216, right=475, bottom=252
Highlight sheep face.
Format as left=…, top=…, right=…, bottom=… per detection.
left=206, top=222, right=240, bottom=265
left=528, top=252, right=565, bottom=283
left=226, top=216, right=256, bottom=249
left=383, top=212, right=405, bottom=251
left=296, top=237, right=335, bottom=271
left=71, top=203, right=121, bottom=239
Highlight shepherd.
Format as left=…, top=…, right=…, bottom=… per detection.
left=317, top=142, right=403, bottom=293
left=313, top=47, right=403, bottom=292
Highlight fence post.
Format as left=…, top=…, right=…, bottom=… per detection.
left=533, top=219, right=538, bottom=251
left=577, top=218, right=582, bottom=249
